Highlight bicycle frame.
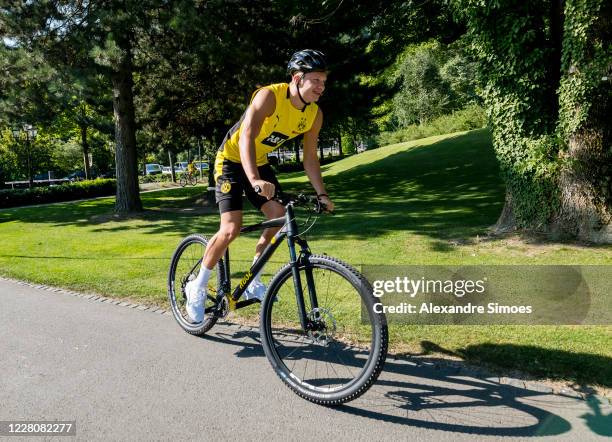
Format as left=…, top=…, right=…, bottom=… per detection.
left=214, top=203, right=318, bottom=331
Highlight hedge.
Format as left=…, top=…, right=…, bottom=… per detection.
left=139, top=173, right=174, bottom=184
left=0, top=179, right=116, bottom=209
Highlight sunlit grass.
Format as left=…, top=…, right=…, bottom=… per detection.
left=1, top=129, right=610, bottom=387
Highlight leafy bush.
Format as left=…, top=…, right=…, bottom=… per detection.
left=138, top=173, right=173, bottom=184
left=341, top=134, right=358, bottom=155
left=0, top=178, right=116, bottom=208
left=375, top=105, right=486, bottom=147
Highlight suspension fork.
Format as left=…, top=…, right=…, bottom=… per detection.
left=296, top=237, right=318, bottom=312
left=286, top=205, right=317, bottom=332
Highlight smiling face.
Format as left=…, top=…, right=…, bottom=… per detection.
left=293, top=71, right=327, bottom=102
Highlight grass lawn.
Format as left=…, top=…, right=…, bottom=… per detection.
left=1, top=129, right=610, bottom=390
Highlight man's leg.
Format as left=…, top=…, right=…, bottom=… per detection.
left=255, top=200, right=286, bottom=256
left=247, top=200, right=285, bottom=292
left=184, top=210, right=242, bottom=322
left=203, top=210, right=243, bottom=270
left=242, top=163, right=283, bottom=299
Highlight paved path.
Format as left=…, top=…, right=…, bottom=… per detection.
left=1, top=279, right=610, bottom=441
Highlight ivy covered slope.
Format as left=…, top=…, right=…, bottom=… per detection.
left=455, top=0, right=611, bottom=243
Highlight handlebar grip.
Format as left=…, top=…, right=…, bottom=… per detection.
left=253, top=185, right=261, bottom=194
left=317, top=200, right=330, bottom=214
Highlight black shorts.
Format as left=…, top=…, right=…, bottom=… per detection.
left=215, top=159, right=282, bottom=214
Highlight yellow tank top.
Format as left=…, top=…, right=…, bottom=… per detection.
left=216, top=83, right=319, bottom=168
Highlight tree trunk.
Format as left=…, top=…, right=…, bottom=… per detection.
left=112, top=39, right=142, bottom=213
left=552, top=0, right=611, bottom=243
left=554, top=130, right=612, bottom=242
left=81, top=125, right=91, bottom=180
left=207, top=152, right=214, bottom=188
left=492, top=190, right=517, bottom=234
left=293, top=139, right=300, bottom=163
left=168, top=149, right=176, bottom=183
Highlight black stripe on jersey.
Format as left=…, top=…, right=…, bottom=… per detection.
left=218, top=109, right=248, bottom=152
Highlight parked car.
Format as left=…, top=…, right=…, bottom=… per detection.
left=145, top=163, right=163, bottom=175
left=63, top=170, right=86, bottom=181
left=99, top=170, right=116, bottom=178
left=174, top=162, right=188, bottom=172
left=161, top=166, right=172, bottom=175
left=34, top=171, right=57, bottom=181
left=194, top=161, right=209, bottom=171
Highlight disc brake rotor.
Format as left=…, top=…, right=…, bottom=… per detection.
left=307, top=307, right=337, bottom=346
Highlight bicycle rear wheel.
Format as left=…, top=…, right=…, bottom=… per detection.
left=260, top=255, right=388, bottom=405
left=179, top=175, right=188, bottom=187
left=168, top=234, right=223, bottom=335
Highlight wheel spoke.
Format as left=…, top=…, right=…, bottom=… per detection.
left=168, top=235, right=221, bottom=335
left=262, top=258, right=386, bottom=402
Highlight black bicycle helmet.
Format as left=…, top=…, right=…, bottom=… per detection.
left=287, top=49, right=328, bottom=76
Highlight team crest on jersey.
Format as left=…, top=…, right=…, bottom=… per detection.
left=297, top=117, right=307, bottom=132
left=221, top=181, right=232, bottom=193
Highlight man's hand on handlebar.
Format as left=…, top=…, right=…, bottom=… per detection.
left=253, top=187, right=335, bottom=214
left=252, top=180, right=275, bottom=200
left=317, top=194, right=334, bottom=213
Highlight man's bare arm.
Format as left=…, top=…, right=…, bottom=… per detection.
left=239, top=88, right=276, bottom=197
left=303, top=109, right=334, bottom=211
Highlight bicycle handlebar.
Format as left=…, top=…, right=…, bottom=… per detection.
left=253, top=185, right=331, bottom=214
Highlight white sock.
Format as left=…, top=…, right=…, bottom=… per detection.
left=252, top=255, right=263, bottom=284
left=194, top=266, right=212, bottom=290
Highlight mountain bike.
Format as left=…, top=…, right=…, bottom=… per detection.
left=179, top=171, right=197, bottom=187
left=167, top=192, right=388, bottom=405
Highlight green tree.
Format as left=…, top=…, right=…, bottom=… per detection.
left=0, top=25, right=114, bottom=181
left=391, top=42, right=454, bottom=126
left=439, top=43, right=480, bottom=108
left=1, top=1, right=180, bottom=212
left=455, top=0, right=611, bottom=242
left=0, top=43, right=64, bottom=186
left=379, top=39, right=480, bottom=130
left=0, top=131, right=19, bottom=184
left=133, top=0, right=410, bottom=169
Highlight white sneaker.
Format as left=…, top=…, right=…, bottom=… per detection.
left=244, top=280, right=267, bottom=301
left=184, top=279, right=206, bottom=323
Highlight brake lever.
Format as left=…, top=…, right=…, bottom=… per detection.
left=314, top=197, right=334, bottom=215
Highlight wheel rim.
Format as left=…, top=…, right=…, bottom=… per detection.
left=265, top=263, right=378, bottom=395
left=169, top=238, right=219, bottom=329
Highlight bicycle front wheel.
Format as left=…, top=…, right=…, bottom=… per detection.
left=260, top=255, right=388, bottom=405
left=179, top=175, right=188, bottom=187
left=189, top=175, right=198, bottom=186
left=168, top=234, right=223, bottom=335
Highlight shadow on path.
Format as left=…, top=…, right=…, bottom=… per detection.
left=195, top=322, right=603, bottom=438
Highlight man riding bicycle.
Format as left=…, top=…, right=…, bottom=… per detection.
left=186, top=160, right=196, bottom=177
left=184, top=49, right=334, bottom=323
